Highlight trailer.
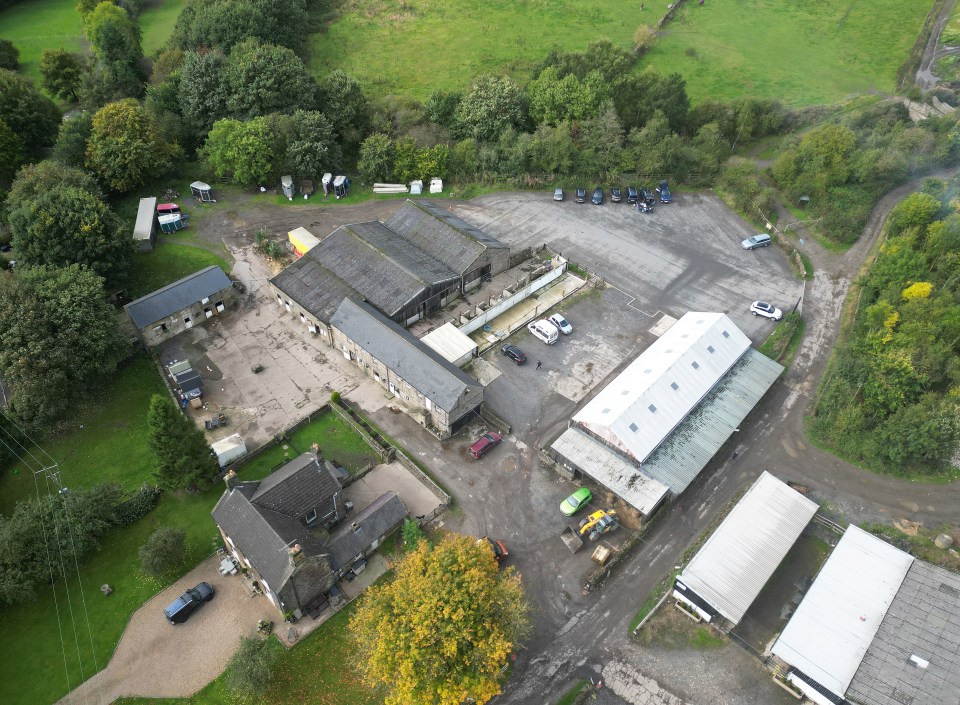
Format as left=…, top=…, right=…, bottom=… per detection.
left=333, top=175, right=350, bottom=199
left=158, top=213, right=186, bottom=233
left=321, top=173, right=332, bottom=196
left=190, top=181, right=215, bottom=203
left=281, top=175, right=295, bottom=200
left=560, top=525, right=584, bottom=553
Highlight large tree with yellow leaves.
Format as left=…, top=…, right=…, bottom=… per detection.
left=350, top=533, right=530, bottom=705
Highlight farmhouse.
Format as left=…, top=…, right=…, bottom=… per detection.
left=672, top=471, right=818, bottom=625
left=268, top=200, right=511, bottom=339
left=330, top=299, right=484, bottom=438
left=771, top=525, right=960, bottom=705
left=551, top=312, right=783, bottom=517
left=212, top=453, right=407, bottom=618
left=124, top=266, right=235, bottom=347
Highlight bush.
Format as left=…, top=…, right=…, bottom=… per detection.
left=114, top=485, right=162, bottom=526
left=401, top=518, right=425, bottom=553
left=225, top=636, right=276, bottom=698
left=138, top=526, right=186, bottom=577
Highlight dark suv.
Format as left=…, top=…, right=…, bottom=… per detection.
left=625, top=185, right=638, bottom=204
left=611, top=187, right=622, bottom=203
left=164, top=582, right=215, bottom=624
left=575, top=187, right=586, bottom=203
left=639, top=187, right=655, bottom=204
left=501, top=344, right=527, bottom=365
left=591, top=187, right=603, bottom=205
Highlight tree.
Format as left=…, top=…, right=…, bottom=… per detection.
left=39, top=49, right=86, bottom=101
left=86, top=98, right=176, bottom=191
left=358, top=133, right=395, bottom=183
left=889, top=192, right=941, bottom=235
left=82, top=0, right=145, bottom=99
left=178, top=49, right=230, bottom=142
left=576, top=105, right=624, bottom=179
left=173, top=0, right=308, bottom=52
left=529, top=122, right=576, bottom=175
left=202, top=117, right=275, bottom=185
left=317, top=70, right=368, bottom=143
left=5, top=159, right=103, bottom=208
left=453, top=75, right=527, bottom=142
left=0, top=68, right=61, bottom=157
left=52, top=111, right=93, bottom=167
left=7, top=185, right=131, bottom=285
left=0, top=118, right=24, bottom=188
left=0, top=39, right=19, bottom=71
left=632, top=25, right=656, bottom=53
left=613, top=71, right=689, bottom=133
left=426, top=89, right=461, bottom=128
left=225, top=39, right=318, bottom=120
left=527, top=67, right=609, bottom=127
left=0, top=266, right=127, bottom=427
left=139, top=526, right=186, bottom=576
left=351, top=533, right=530, bottom=705
left=282, top=110, right=342, bottom=180
left=147, top=394, right=217, bottom=490
left=225, top=636, right=276, bottom=698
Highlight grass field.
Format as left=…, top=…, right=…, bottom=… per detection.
left=0, top=388, right=379, bottom=705
left=309, top=0, right=928, bottom=107
left=130, top=241, right=231, bottom=299
left=644, top=0, right=929, bottom=106
left=0, top=0, right=181, bottom=89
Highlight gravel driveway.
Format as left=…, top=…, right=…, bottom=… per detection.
left=58, top=555, right=276, bottom=704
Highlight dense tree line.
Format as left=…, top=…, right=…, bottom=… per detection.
left=810, top=179, right=960, bottom=474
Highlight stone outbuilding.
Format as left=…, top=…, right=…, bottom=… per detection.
left=212, top=452, right=407, bottom=618
left=124, top=266, right=235, bottom=347
left=330, top=298, right=484, bottom=438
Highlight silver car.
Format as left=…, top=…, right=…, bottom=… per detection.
left=741, top=233, right=772, bottom=249
left=553, top=188, right=564, bottom=201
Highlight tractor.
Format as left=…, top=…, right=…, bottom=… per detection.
left=578, top=509, right=618, bottom=542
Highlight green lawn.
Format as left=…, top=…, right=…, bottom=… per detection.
left=307, top=0, right=640, bottom=100
left=116, top=591, right=382, bottom=705
left=0, top=356, right=378, bottom=705
left=644, top=0, right=929, bottom=106
left=941, top=0, right=960, bottom=46
left=0, top=0, right=86, bottom=86
left=139, top=0, right=186, bottom=56
left=129, top=242, right=231, bottom=299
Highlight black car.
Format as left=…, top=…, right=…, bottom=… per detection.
left=611, top=187, right=622, bottom=203
left=591, top=187, right=603, bottom=205
left=501, top=344, right=527, bottom=365
left=164, top=582, right=215, bottom=624
left=575, top=187, right=587, bottom=203
left=625, top=185, right=638, bottom=204
left=0, top=243, right=11, bottom=253
left=639, top=187, right=655, bottom=204
left=657, top=180, right=672, bottom=203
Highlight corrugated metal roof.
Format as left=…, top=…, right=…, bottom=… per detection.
left=134, top=197, right=156, bottom=240
left=550, top=427, right=670, bottom=516
left=847, top=560, right=960, bottom=705
left=772, top=526, right=914, bottom=700
left=638, top=348, right=784, bottom=493
left=331, top=299, right=482, bottom=413
left=677, top=471, right=818, bottom=625
left=574, top=313, right=750, bottom=464
left=124, top=266, right=231, bottom=329
left=420, top=323, right=477, bottom=365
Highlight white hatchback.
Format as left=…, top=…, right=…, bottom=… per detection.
left=750, top=301, right=783, bottom=320
left=548, top=313, right=573, bottom=334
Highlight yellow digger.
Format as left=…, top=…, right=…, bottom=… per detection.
left=578, top=509, right=618, bottom=542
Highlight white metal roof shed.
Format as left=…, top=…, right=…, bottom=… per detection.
left=550, top=427, right=670, bottom=517
left=573, top=313, right=749, bottom=465
left=420, top=322, right=477, bottom=367
left=676, top=471, right=818, bottom=625
left=771, top=525, right=914, bottom=701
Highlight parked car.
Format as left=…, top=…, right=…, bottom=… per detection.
left=0, top=243, right=11, bottom=253
left=657, top=180, right=672, bottom=203
left=639, top=187, right=655, bottom=204
left=741, top=233, right=772, bottom=250
left=528, top=319, right=559, bottom=344
left=469, top=431, right=503, bottom=459
left=548, top=312, right=573, bottom=334
left=635, top=200, right=654, bottom=213
left=576, top=187, right=587, bottom=203
left=611, top=187, right=622, bottom=203
left=591, top=187, right=603, bottom=205
left=750, top=301, right=783, bottom=321
left=501, top=344, right=527, bottom=365
left=480, top=537, right=509, bottom=563
left=626, top=185, right=639, bottom=204
left=553, top=188, right=564, bottom=201
left=164, top=582, right=214, bottom=624
left=560, top=487, right=593, bottom=516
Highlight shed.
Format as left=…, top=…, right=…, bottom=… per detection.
left=174, top=369, right=203, bottom=398
left=212, top=434, right=247, bottom=468
left=281, top=175, right=295, bottom=199
left=673, top=471, right=818, bottom=625
left=420, top=322, right=477, bottom=367
left=190, top=181, right=214, bottom=202
left=134, top=197, right=157, bottom=252
left=288, top=227, right=320, bottom=257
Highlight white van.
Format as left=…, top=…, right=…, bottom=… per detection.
left=528, top=319, right=559, bottom=345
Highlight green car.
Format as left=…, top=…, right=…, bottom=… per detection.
left=560, top=487, right=593, bottom=516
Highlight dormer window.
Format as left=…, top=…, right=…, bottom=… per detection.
left=305, top=508, right=318, bottom=524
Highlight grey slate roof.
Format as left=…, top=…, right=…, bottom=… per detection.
left=327, top=492, right=407, bottom=571
left=846, top=560, right=960, bottom=705
left=385, top=200, right=508, bottom=275
left=125, top=266, right=231, bottom=329
left=251, top=452, right=341, bottom=522
left=331, top=299, right=482, bottom=413
left=311, top=223, right=458, bottom=315
left=269, top=253, right=359, bottom=324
